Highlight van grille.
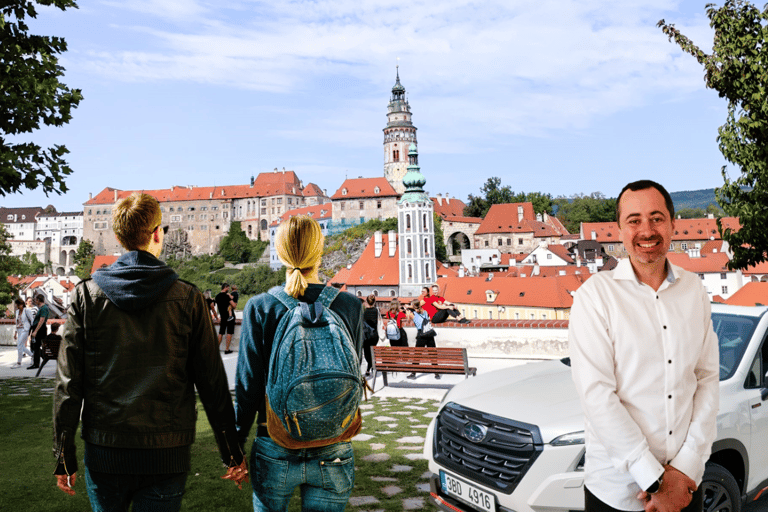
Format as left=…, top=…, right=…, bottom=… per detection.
left=433, top=402, right=542, bottom=495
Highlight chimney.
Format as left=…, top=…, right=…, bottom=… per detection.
left=488, top=273, right=494, bottom=280
left=274, top=168, right=278, bottom=172
left=532, top=263, right=540, bottom=276
left=543, top=212, right=548, bottom=222
left=114, top=190, right=118, bottom=202
left=458, top=266, right=465, bottom=278
left=210, top=192, right=213, bottom=199
left=576, top=254, right=582, bottom=267
left=518, top=205, right=524, bottom=222
left=374, top=231, right=383, bottom=258
left=445, top=194, right=450, bottom=204
left=436, top=194, right=442, bottom=205
left=250, top=176, right=255, bottom=187
left=89, top=192, right=92, bottom=200
left=282, top=167, right=286, bottom=174
left=591, top=230, right=597, bottom=240
left=388, top=230, right=396, bottom=257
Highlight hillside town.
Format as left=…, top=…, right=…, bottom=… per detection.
left=3, top=72, right=768, bottom=317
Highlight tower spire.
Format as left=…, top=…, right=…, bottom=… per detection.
left=383, top=66, right=417, bottom=194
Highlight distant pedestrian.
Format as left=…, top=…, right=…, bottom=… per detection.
left=407, top=299, right=439, bottom=380
left=28, top=294, right=49, bottom=370
left=383, top=299, right=408, bottom=347
left=429, top=284, right=470, bottom=324
left=362, top=294, right=382, bottom=378
left=11, top=298, right=34, bottom=368
left=216, top=283, right=237, bottom=354
left=204, top=289, right=219, bottom=321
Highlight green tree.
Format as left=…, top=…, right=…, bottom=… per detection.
left=675, top=207, right=706, bottom=219
left=231, top=265, right=284, bottom=295
left=464, top=178, right=553, bottom=218
left=433, top=213, right=447, bottom=262
left=1, top=0, right=83, bottom=196
left=219, top=221, right=252, bottom=263
left=10, top=251, right=45, bottom=275
left=659, top=1, right=768, bottom=268
left=0, top=225, right=17, bottom=306
left=72, top=238, right=94, bottom=279
left=553, top=193, right=617, bottom=234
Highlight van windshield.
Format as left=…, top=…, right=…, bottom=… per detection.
left=712, top=312, right=759, bottom=380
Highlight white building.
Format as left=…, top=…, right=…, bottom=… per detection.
left=36, top=211, right=84, bottom=275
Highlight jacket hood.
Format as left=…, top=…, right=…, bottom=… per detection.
left=92, top=251, right=178, bottom=311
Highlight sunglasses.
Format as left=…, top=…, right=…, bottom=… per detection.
left=152, top=225, right=169, bottom=235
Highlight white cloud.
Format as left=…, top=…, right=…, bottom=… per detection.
left=74, top=0, right=714, bottom=151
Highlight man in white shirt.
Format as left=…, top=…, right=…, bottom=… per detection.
left=569, top=180, right=719, bottom=512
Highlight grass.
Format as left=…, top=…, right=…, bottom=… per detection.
left=0, top=378, right=440, bottom=511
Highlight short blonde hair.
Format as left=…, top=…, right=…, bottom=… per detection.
left=112, top=193, right=162, bottom=251
left=275, top=215, right=324, bottom=298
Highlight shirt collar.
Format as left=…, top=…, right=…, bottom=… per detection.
left=613, top=258, right=678, bottom=286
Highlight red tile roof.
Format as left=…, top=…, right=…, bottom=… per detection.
left=743, top=260, right=768, bottom=276
left=724, top=282, right=768, bottom=306
left=253, top=169, right=301, bottom=187
left=302, top=183, right=326, bottom=197
left=667, top=252, right=732, bottom=273
left=331, top=178, right=398, bottom=200
left=581, top=222, right=620, bottom=242
left=700, top=240, right=727, bottom=254
left=335, top=233, right=400, bottom=285
left=505, top=265, right=591, bottom=278
left=439, top=274, right=589, bottom=308
left=432, top=197, right=467, bottom=218
left=546, top=244, right=574, bottom=263
left=475, top=203, right=566, bottom=237
left=329, top=266, right=351, bottom=286
left=91, top=255, right=118, bottom=275
left=85, top=179, right=307, bottom=206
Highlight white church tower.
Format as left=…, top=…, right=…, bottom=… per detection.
left=398, top=143, right=435, bottom=297
left=383, top=67, right=417, bottom=195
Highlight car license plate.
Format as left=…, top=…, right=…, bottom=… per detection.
left=439, top=470, right=495, bottom=512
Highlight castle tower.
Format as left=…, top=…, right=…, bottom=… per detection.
left=383, top=67, right=417, bottom=195
left=398, top=143, right=435, bottom=297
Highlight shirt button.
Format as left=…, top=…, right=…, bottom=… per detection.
left=663, top=326, right=667, bottom=329
left=668, top=395, right=672, bottom=399
left=669, top=431, right=673, bottom=435
left=668, top=360, right=672, bottom=364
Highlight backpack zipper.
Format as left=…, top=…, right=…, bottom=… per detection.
left=287, top=384, right=356, bottom=436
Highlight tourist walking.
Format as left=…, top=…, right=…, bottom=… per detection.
left=407, top=299, right=439, bottom=380
left=235, top=215, right=364, bottom=512
left=28, top=294, right=49, bottom=370
left=53, top=192, right=246, bottom=508
left=11, top=298, right=34, bottom=368
left=362, top=294, right=382, bottom=378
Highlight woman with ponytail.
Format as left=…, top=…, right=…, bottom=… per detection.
left=234, top=215, right=364, bottom=512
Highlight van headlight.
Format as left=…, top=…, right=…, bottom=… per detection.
left=550, top=431, right=585, bottom=446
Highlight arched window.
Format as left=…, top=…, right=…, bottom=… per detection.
left=425, top=263, right=430, bottom=280
left=424, top=238, right=429, bottom=254
left=423, top=213, right=427, bottom=228
left=373, top=290, right=378, bottom=296
left=408, top=264, right=413, bottom=279
left=248, top=225, right=252, bottom=236
left=357, top=291, right=363, bottom=297
left=407, top=239, right=412, bottom=254
left=406, top=214, right=411, bottom=229
left=260, top=219, right=268, bottom=230
left=389, top=290, right=397, bottom=297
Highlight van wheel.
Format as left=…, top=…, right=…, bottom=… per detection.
left=702, top=462, right=741, bottom=512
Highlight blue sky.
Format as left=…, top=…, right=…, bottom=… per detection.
left=4, top=0, right=732, bottom=212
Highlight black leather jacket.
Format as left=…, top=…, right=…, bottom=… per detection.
left=53, top=277, right=243, bottom=475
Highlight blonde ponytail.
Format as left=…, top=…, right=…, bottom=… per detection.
left=275, top=215, right=324, bottom=298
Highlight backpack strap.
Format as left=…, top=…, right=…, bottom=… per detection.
left=268, top=288, right=300, bottom=310
left=316, top=286, right=341, bottom=308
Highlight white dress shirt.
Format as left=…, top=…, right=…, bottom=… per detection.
left=569, top=258, right=719, bottom=511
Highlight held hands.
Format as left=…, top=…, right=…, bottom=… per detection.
left=221, top=459, right=249, bottom=490
left=637, top=465, right=696, bottom=512
left=55, top=473, right=77, bottom=496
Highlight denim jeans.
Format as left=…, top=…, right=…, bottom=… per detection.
left=250, top=437, right=355, bottom=512
left=84, top=466, right=187, bottom=512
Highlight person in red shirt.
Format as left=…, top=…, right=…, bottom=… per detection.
left=429, top=284, right=470, bottom=324
left=383, top=299, right=408, bottom=347
left=419, top=286, right=439, bottom=319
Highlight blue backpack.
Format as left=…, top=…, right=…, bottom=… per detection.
left=265, top=286, right=364, bottom=449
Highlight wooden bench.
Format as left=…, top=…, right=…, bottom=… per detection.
left=371, top=346, right=477, bottom=388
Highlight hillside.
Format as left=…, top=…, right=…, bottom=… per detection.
left=669, top=188, right=719, bottom=211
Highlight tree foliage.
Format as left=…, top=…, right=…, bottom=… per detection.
left=1, top=0, right=83, bottom=196
left=553, top=193, right=617, bottom=234
left=0, top=225, right=17, bottom=305
left=464, top=177, right=553, bottom=218
left=72, top=238, right=94, bottom=279
left=11, top=251, right=45, bottom=275
left=659, top=1, right=768, bottom=268
left=433, top=213, right=447, bottom=262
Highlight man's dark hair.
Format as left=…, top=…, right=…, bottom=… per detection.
left=15, top=298, right=24, bottom=307
left=35, top=294, right=45, bottom=304
left=221, top=283, right=229, bottom=290
left=616, top=180, right=675, bottom=225
left=51, top=323, right=60, bottom=333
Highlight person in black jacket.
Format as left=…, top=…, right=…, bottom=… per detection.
left=53, top=192, right=248, bottom=510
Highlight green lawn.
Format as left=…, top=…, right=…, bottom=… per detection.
left=0, top=378, right=439, bottom=511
